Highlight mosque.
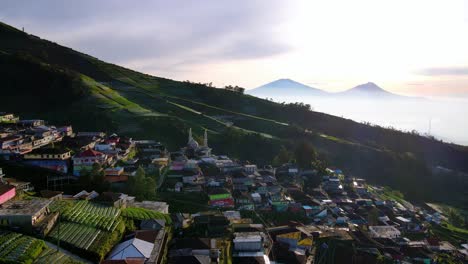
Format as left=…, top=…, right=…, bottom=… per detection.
left=184, top=128, right=212, bottom=158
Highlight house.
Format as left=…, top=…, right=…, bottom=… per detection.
left=251, top=193, right=262, bottom=203
left=0, top=135, right=22, bottom=150
left=232, top=232, right=270, bottom=263
left=243, top=164, right=257, bottom=174
left=23, top=147, right=72, bottom=173
left=95, top=143, right=117, bottom=152
left=57, top=126, right=73, bottom=137
left=133, top=201, right=169, bottom=214
left=19, top=119, right=45, bottom=127
left=0, top=184, right=15, bottom=205
left=73, top=149, right=109, bottom=176
left=98, top=192, right=134, bottom=208
left=0, top=199, right=52, bottom=232
left=0, top=113, right=19, bottom=123
left=233, top=232, right=263, bottom=252
left=169, top=238, right=220, bottom=264
left=76, top=132, right=106, bottom=138
left=105, top=167, right=128, bottom=183
left=108, top=230, right=166, bottom=263
left=208, top=188, right=234, bottom=208
left=3, top=178, right=33, bottom=192
left=193, top=213, right=229, bottom=237
left=61, top=136, right=99, bottom=151
left=302, top=206, right=314, bottom=217
left=368, top=226, right=401, bottom=239
left=140, top=219, right=166, bottom=231
left=276, top=231, right=313, bottom=252
left=73, top=190, right=99, bottom=200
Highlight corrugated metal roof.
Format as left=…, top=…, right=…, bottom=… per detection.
left=109, top=238, right=154, bottom=260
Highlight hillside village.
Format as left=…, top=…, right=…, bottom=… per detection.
left=0, top=112, right=467, bottom=264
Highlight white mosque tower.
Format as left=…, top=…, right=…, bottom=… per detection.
left=203, top=129, right=208, bottom=147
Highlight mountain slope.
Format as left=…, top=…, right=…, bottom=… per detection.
left=1, top=21, right=468, bottom=205
left=247, top=78, right=327, bottom=97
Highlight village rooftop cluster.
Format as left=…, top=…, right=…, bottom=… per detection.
left=0, top=112, right=467, bottom=263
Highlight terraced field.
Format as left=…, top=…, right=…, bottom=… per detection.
left=0, top=230, right=46, bottom=263
left=48, top=222, right=106, bottom=250
left=34, top=247, right=83, bottom=264
left=121, top=207, right=172, bottom=223
left=61, top=201, right=121, bottom=231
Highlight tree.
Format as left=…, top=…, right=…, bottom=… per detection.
left=272, top=146, right=292, bottom=166
left=90, top=163, right=105, bottom=186
left=144, top=177, right=157, bottom=200
left=294, top=141, right=317, bottom=169
left=128, top=166, right=157, bottom=201
left=448, top=209, right=465, bottom=228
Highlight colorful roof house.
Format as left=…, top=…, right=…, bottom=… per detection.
left=0, top=185, right=15, bottom=205
left=277, top=231, right=313, bottom=252
left=23, top=147, right=72, bottom=173
left=73, top=149, right=108, bottom=176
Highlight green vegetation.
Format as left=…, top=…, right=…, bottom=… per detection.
left=126, top=166, right=157, bottom=200
left=48, top=220, right=125, bottom=262
left=48, top=222, right=104, bottom=250
left=379, top=187, right=406, bottom=203
left=47, top=200, right=124, bottom=262
left=78, top=163, right=110, bottom=193
left=121, top=207, right=172, bottom=223
left=61, top=201, right=121, bottom=232
left=35, top=247, right=83, bottom=264
left=156, top=192, right=209, bottom=213
left=88, top=220, right=125, bottom=262
left=0, top=230, right=46, bottom=264
left=429, top=222, right=468, bottom=246
left=49, top=200, right=75, bottom=214
left=435, top=253, right=465, bottom=264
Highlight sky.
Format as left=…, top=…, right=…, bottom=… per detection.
left=1, top=0, right=468, bottom=96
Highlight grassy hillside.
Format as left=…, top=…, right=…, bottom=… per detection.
left=1, top=21, right=467, bottom=206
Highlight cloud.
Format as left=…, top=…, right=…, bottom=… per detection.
left=417, top=67, right=468, bottom=76
left=406, top=82, right=424, bottom=86
left=0, top=0, right=292, bottom=73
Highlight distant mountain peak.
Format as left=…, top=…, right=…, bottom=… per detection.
left=353, top=82, right=383, bottom=90
left=337, top=82, right=405, bottom=98
left=247, top=78, right=327, bottom=96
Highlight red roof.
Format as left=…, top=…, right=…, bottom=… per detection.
left=0, top=184, right=15, bottom=196
left=76, top=149, right=105, bottom=157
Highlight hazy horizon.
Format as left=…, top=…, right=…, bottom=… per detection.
left=256, top=94, right=468, bottom=146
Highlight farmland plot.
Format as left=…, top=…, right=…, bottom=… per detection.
left=34, top=247, right=83, bottom=264
left=0, top=230, right=46, bottom=263
left=121, top=207, right=172, bottom=223
left=48, top=222, right=108, bottom=250
left=61, top=201, right=121, bottom=231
